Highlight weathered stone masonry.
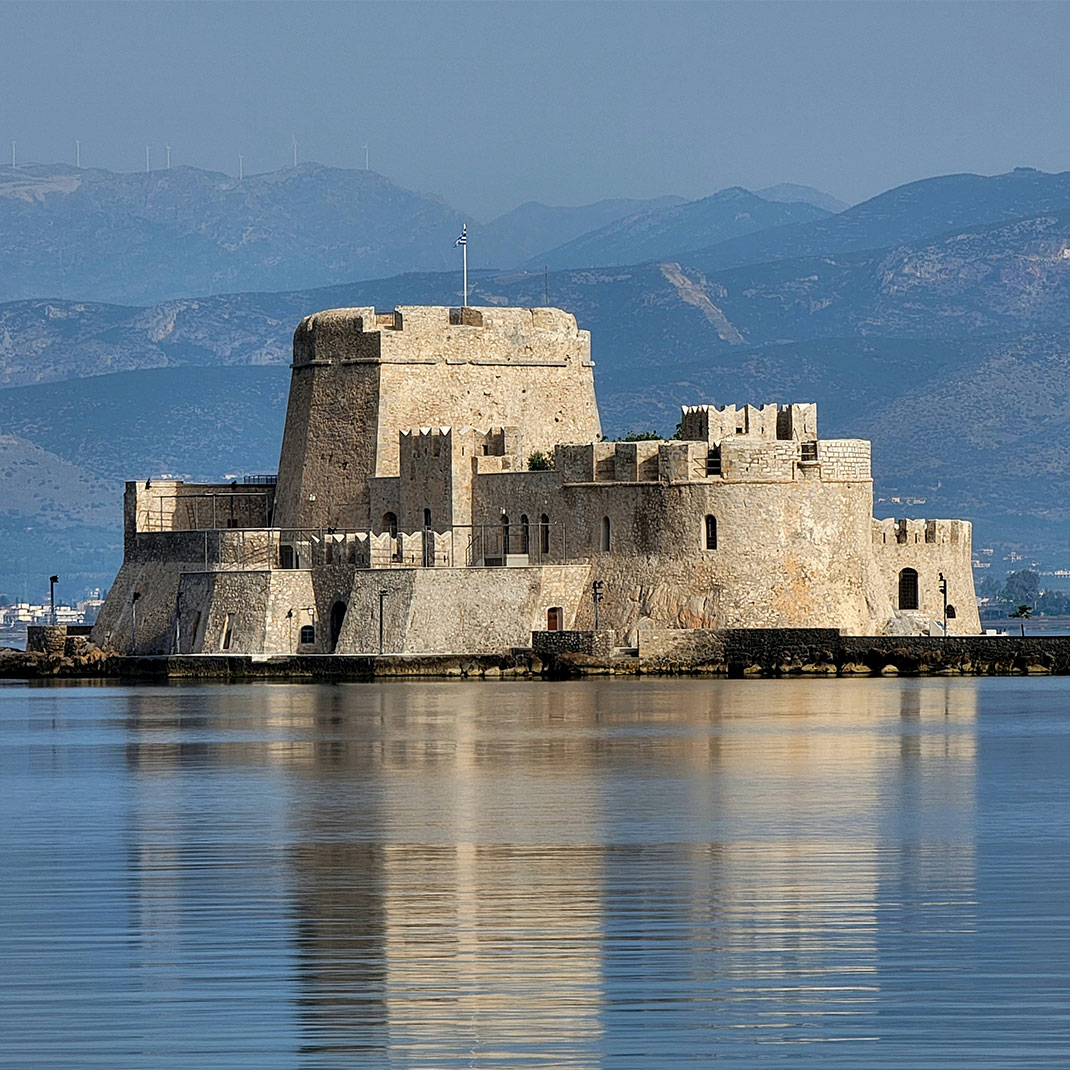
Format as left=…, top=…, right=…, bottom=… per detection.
left=93, top=304, right=980, bottom=656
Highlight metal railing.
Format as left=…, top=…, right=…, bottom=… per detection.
left=154, top=523, right=575, bottom=572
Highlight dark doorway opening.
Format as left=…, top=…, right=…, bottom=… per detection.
left=329, top=600, right=347, bottom=651
left=898, top=568, right=919, bottom=611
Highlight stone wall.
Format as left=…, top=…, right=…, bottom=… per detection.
left=469, top=472, right=890, bottom=637
left=531, top=630, right=613, bottom=658
left=335, top=564, right=590, bottom=655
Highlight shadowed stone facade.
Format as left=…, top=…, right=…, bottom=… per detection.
left=93, top=304, right=979, bottom=655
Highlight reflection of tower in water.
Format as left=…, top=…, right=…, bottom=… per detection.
left=282, top=683, right=607, bottom=1067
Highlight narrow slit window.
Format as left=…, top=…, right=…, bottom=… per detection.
left=705, top=515, right=717, bottom=550
left=601, top=516, right=611, bottom=552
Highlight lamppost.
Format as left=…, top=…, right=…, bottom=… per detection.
left=592, top=579, right=604, bottom=631
left=379, top=590, right=387, bottom=654
left=49, top=575, right=59, bottom=626
left=939, top=572, right=948, bottom=637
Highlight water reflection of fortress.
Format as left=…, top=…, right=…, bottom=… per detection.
left=123, top=682, right=978, bottom=1060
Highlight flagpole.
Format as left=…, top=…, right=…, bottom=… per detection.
left=463, top=239, right=468, bottom=308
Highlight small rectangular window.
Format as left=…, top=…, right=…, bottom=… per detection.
left=220, top=613, right=233, bottom=651
left=800, top=441, right=818, bottom=462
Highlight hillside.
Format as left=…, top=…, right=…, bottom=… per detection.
left=755, top=184, right=849, bottom=214
left=0, top=163, right=510, bottom=305
left=530, top=187, right=831, bottom=269
left=676, top=167, right=1070, bottom=271
left=485, top=196, right=685, bottom=264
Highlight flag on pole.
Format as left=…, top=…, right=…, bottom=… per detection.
left=455, top=224, right=469, bottom=307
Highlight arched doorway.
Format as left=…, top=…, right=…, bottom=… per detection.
left=898, top=568, right=919, bottom=611
left=329, top=600, right=347, bottom=652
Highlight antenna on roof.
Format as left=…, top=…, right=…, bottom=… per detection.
left=145, top=145, right=150, bottom=173
left=238, top=153, right=244, bottom=181
left=291, top=135, right=298, bottom=168
left=166, top=145, right=171, bottom=169
left=75, top=139, right=81, bottom=168
left=363, top=144, right=369, bottom=170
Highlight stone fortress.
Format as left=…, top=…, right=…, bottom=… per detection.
left=92, top=304, right=980, bottom=657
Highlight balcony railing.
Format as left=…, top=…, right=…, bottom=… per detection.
left=144, top=524, right=574, bottom=571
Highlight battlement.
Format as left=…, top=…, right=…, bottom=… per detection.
left=398, top=425, right=521, bottom=461
left=680, top=402, right=818, bottom=444
left=292, top=305, right=592, bottom=368
left=549, top=434, right=868, bottom=484
left=873, top=517, right=972, bottom=547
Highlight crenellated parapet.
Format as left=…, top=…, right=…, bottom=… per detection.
left=680, top=402, right=818, bottom=444
left=872, top=517, right=972, bottom=547
left=292, top=305, right=592, bottom=368
left=549, top=433, right=868, bottom=484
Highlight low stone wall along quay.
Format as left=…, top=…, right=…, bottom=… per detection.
left=4, top=630, right=1070, bottom=680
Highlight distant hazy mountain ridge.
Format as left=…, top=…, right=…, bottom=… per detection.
left=528, top=187, right=832, bottom=269
left=0, top=162, right=846, bottom=305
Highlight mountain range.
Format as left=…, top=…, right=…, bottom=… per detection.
left=0, top=162, right=834, bottom=305
left=2, top=162, right=1069, bottom=598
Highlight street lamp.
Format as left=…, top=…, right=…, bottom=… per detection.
left=49, top=575, right=59, bottom=626
left=379, top=590, right=387, bottom=654
left=592, top=579, right=604, bottom=631
left=939, top=572, right=948, bottom=637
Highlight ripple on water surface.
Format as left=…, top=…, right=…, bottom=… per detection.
left=2, top=677, right=1069, bottom=1067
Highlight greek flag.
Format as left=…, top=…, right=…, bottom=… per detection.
left=454, top=224, right=467, bottom=246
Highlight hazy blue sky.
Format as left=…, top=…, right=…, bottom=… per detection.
left=4, top=1, right=1070, bottom=218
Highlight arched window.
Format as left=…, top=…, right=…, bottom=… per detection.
left=898, top=568, right=919, bottom=611
left=329, top=601, right=347, bottom=652
left=383, top=511, right=398, bottom=538
left=520, top=514, right=530, bottom=554
left=279, top=544, right=295, bottom=569
left=946, top=604, right=957, bottom=620
left=299, top=624, right=315, bottom=645
left=423, top=507, right=432, bottom=529
left=705, top=515, right=717, bottom=550
left=547, top=607, right=563, bottom=631
left=540, top=514, right=550, bottom=556
left=601, top=516, right=611, bottom=552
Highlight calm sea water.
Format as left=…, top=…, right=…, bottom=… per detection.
left=2, top=677, right=1069, bottom=1067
